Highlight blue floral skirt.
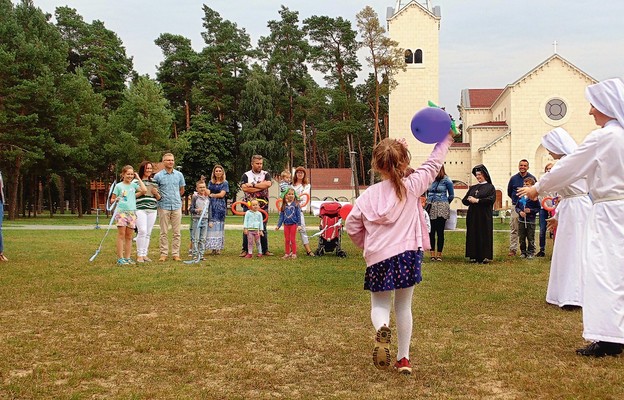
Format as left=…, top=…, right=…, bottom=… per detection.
left=364, top=250, right=423, bottom=292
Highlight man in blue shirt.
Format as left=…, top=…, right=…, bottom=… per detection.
left=153, top=153, right=186, bottom=261
left=506, top=159, right=535, bottom=256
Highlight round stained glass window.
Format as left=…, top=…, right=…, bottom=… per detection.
left=545, top=98, right=567, bottom=121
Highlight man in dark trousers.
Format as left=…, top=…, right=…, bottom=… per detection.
left=239, top=155, right=273, bottom=257
left=506, top=159, right=535, bottom=256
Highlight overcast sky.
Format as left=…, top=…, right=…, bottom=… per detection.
left=28, top=0, right=624, bottom=119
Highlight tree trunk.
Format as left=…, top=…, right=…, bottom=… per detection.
left=8, top=155, right=21, bottom=220
left=185, top=99, right=190, bottom=131
left=47, top=176, right=54, bottom=217
left=347, top=134, right=360, bottom=198
left=302, top=118, right=307, bottom=168
left=58, top=176, right=66, bottom=214
left=70, top=179, right=76, bottom=214
left=36, top=177, right=43, bottom=215
left=77, top=183, right=83, bottom=217
left=373, top=71, right=381, bottom=148
left=358, top=139, right=366, bottom=185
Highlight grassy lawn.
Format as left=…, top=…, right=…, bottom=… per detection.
left=1, top=221, right=623, bottom=399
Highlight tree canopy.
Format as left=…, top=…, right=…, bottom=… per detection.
left=1, top=2, right=404, bottom=218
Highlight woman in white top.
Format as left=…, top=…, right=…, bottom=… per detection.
left=292, top=166, right=315, bottom=256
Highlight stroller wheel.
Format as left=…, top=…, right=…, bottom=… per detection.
left=316, top=248, right=325, bottom=256
left=337, top=250, right=347, bottom=258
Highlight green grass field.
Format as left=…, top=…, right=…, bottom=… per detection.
left=1, top=219, right=623, bottom=399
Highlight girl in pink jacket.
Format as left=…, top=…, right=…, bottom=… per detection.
left=346, top=134, right=453, bottom=374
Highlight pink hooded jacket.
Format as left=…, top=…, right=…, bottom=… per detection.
left=345, top=136, right=453, bottom=266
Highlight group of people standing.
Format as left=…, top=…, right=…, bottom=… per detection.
left=239, top=155, right=315, bottom=259
left=106, top=151, right=317, bottom=264
left=109, top=152, right=229, bottom=265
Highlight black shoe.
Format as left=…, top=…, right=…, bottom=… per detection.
left=576, top=341, right=623, bottom=357
left=536, top=251, right=545, bottom=257
left=561, top=305, right=581, bottom=311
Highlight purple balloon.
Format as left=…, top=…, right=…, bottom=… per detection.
left=410, top=107, right=452, bottom=144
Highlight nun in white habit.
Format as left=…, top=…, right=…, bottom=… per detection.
left=518, top=78, right=624, bottom=357
left=540, top=128, right=592, bottom=310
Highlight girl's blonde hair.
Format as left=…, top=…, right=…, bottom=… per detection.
left=120, top=165, right=134, bottom=179
left=371, top=138, right=411, bottom=201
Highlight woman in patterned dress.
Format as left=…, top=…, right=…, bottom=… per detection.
left=206, top=165, right=229, bottom=255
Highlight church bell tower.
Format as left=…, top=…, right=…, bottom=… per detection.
left=387, top=1, right=442, bottom=164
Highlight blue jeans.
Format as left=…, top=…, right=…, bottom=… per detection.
left=538, top=208, right=549, bottom=252
left=191, top=219, right=208, bottom=257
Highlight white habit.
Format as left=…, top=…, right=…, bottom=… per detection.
left=534, top=78, right=624, bottom=344
left=541, top=128, right=592, bottom=308
left=544, top=171, right=592, bottom=307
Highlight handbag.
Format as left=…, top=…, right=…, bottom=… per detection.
left=424, top=181, right=440, bottom=214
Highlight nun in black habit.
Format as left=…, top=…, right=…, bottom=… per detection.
left=462, top=164, right=496, bottom=263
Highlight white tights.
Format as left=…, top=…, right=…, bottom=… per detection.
left=370, top=286, right=414, bottom=361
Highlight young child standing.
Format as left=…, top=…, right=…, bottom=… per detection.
left=243, top=200, right=264, bottom=258
left=278, top=170, right=292, bottom=195
left=275, top=187, right=302, bottom=259
left=110, top=165, right=147, bottom=265
left=516, top=177, right=540, bottom=259
left=345, top=134, right=453, bottom=375
left=189, top=180, right=211, bottom=260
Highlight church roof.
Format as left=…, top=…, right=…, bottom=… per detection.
left=387, top=0, right=440, bottom=21
left=472, top=121, right=508, bottom=127
left=461, top=89, right=504, bottom=108
left=510, top=53, right=596, bottom=87
left=461, top=54, right=596, bottom=113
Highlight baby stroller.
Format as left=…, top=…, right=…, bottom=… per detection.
left=315, top=202, right=347, bottom=257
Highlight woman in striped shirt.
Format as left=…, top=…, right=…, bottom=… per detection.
left=135, top=161, right=161, bottom=262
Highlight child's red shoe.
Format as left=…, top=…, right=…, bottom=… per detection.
left=394, top=357, right=412, bottom=375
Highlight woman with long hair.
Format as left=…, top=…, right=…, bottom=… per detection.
left=206, top=165, right=229, bottom=255
left=425, top=166, right=454, bottom=261
left=135, top=161, right=161, bottom=262
left=292, top=166, right=315, bottom=256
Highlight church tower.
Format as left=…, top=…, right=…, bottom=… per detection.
left=387, top=1, right=441, bottom=164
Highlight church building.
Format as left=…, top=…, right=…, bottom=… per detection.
left=386, top=1, right=597, bottom=210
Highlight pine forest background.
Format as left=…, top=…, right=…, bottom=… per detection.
left=0, top=0, right=418, bottom=220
